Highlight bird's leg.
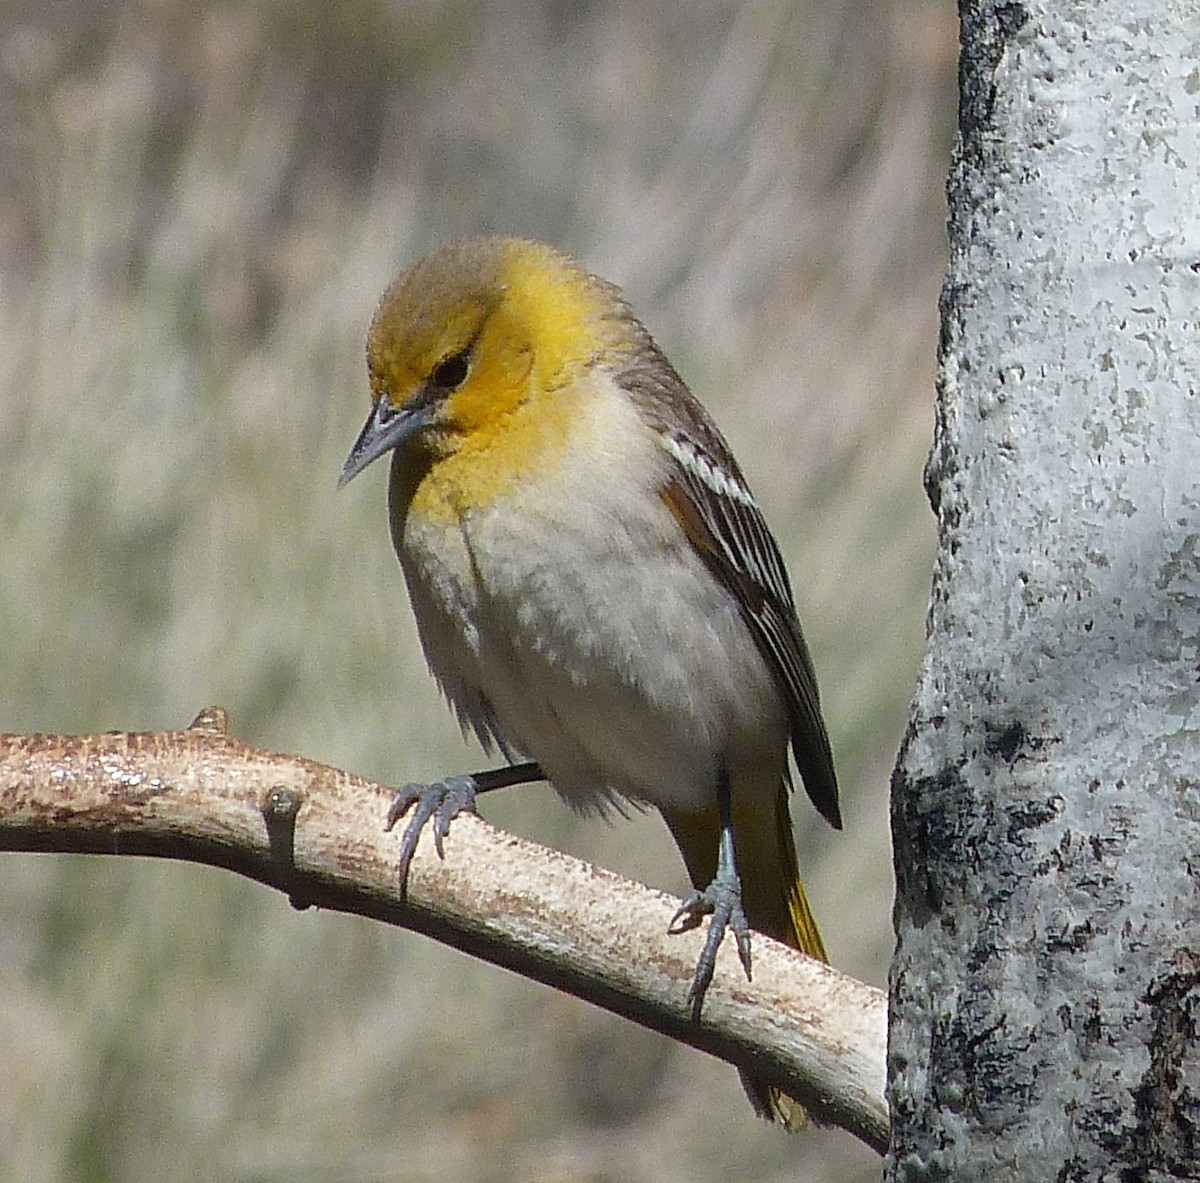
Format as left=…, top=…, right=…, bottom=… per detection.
left=668, top=770, right=752, bottom=1021
left=386, top=761, right=544, bottom=891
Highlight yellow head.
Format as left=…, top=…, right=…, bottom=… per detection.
left=340, top=237, right=641, bottom=492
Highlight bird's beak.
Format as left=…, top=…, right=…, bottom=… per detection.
left=339, top=397, right=432, bottom=488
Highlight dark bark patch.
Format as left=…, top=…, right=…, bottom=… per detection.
left=1117, top=949, right=1200, bottom=1180
left=983, top=718, right=1055, bottom=765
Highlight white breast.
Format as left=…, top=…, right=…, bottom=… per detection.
left=397, top=378, right=787, bottom=813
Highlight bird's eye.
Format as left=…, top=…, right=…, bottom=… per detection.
left=431, top=349, right=470, bottom=391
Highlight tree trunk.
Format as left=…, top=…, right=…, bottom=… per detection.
left=888, top=3, right=1200, bottom=1179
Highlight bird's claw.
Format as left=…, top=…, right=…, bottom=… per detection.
left=385, top=774, right=479, bottom=891
left=670, top=878, right=753, bottom=1021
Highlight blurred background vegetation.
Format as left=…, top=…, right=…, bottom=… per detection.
left=0, top=0, right=953, bottom=1179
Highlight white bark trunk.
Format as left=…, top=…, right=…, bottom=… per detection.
left=889, top=3, right=1200, bottom=1178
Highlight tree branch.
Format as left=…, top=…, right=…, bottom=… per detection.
left=0, top=707, right=888, bottom=1153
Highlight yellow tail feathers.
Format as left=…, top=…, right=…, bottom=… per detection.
left=661, top=781, right=825, bottom=1129
left=773, top=783, right=828, bottom=965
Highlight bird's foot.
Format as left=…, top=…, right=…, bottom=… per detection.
left=669, top=876, right=753, bottom=1022
left=385, top=774, right=479, bottom=891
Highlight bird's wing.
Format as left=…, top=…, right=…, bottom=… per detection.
left=613, top=324, right=840, bottom=828
left=657, top=429, right=840, bottom=829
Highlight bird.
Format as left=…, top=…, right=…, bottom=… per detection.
left=339, top=236, right=841, bottom=1126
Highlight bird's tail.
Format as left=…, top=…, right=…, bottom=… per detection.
left=661, top=781, right=825, bottom=1129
